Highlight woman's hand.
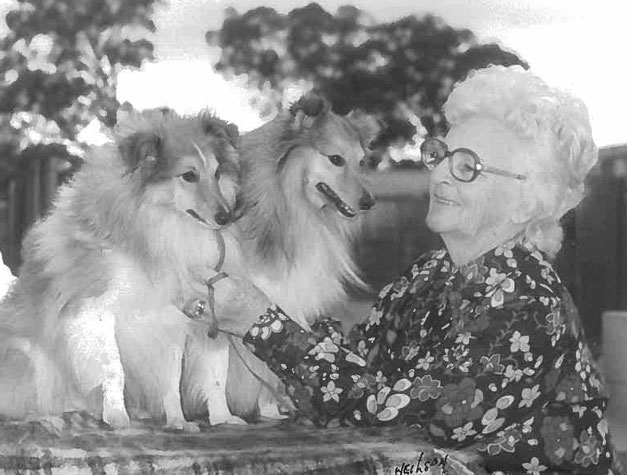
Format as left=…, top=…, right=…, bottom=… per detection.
left=211, top=276, right=273, bottom=337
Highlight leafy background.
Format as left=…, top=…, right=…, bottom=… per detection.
left=0, top=0, right=624, bottom=356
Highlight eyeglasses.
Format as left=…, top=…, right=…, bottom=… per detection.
left=420, top=137, right=527, bottom=183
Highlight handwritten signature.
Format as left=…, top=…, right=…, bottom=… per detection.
left=394, top=452, right=449, bottom=474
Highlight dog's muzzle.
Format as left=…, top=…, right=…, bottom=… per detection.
left=187, top=208, right=231, bottom=227
left=186, top=209, right=210, bottom=226
left=315, top=182, right=357, bottom=218
left=359, top=192, right=375, bottom=211
left=214, top=207, right=231, bottom=226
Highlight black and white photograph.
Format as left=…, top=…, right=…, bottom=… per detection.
left=0, top=0, right=626, bottom=473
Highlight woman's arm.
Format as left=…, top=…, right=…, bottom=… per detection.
left=239, top=255, right=430, bottom=427
left=244, top=294, right=566, bottom=448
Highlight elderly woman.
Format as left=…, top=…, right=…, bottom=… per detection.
left=216, top=65, right=622, bottom=474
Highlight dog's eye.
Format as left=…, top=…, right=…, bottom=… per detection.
left=181, top=171, right=199, bottom=183
left=327, top=154, right=345, bottom=167
left=359, top=159, right=365, bottom=168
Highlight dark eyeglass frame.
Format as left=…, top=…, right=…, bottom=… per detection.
left=420, top=137, right=527, bottom=183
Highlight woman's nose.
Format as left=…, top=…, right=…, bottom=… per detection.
left=430, top=157, right=452, bottom=181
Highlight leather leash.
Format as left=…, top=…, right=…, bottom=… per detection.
left=183, top=229, right=295, bottom=418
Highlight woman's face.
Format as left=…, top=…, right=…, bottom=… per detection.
left=426, top=117, right=529, bottom=241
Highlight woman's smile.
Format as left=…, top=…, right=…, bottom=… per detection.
left=431, top=182, right=460, bottom=207
left=432, top=191, right=459, bottom=206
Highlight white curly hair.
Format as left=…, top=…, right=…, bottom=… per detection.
left=442, top=65, right=598, bottom=257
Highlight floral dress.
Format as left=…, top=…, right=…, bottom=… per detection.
left=243, top=241, right=622, bottom=474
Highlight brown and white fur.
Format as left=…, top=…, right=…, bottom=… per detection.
left=181, top=94, right=380, bottom=421
left=0, top=109, right=241, bottom=430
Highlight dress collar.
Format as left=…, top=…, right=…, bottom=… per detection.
left=442, top=236, right=540, bottom=279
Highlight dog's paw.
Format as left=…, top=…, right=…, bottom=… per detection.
left=210, top=414, right=248, bottom=426
left=259, top=403, right=289, bottom=420
left=34, top=415, right=66, bottom=436
left=167, top=420, right=202, bottom=433
left=102, top=405, right=131, bottom=429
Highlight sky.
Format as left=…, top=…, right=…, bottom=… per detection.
left=0, top=0, right=625, bottom=147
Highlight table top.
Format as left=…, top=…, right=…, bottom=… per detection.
left=0, top=412, right=486, bottom=474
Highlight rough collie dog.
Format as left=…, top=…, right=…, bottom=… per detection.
left=181, top=93, right=380, bottom=422
left=0, top=109, right=240, bottom=430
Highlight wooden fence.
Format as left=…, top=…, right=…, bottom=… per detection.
left=1, top=155, right=70, bottom=271
left=1, top=146, right=627, bottom=352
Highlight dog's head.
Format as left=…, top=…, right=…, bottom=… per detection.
left=116, top=110, right=240, bottom=230
left=279, top=93, right=380, bottom=219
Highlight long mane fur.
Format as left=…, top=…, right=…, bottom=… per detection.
left=4, top=113, right=229, bottom=336
left=0, top=111, right=235, bottom=414
left=236, top=102, right=377, bottom=325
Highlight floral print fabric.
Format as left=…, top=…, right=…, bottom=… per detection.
left=244, top=241, right=622, bottom=474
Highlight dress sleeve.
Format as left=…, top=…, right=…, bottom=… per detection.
left=242, top=254, right=427, bottom=427
left=243, top=303, right=389, bottom=427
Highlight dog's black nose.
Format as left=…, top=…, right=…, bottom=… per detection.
left=358, top=192, right=375, bottom=211
left=214, top=208, right=231, bottom=226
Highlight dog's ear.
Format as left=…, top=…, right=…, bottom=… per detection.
left=115, top=102, right=136, bottom=127
left=289, top=93, right=331, bottom=129
left=346, top=110, right=381, bottom=149
left=202, top=114, right=240, bottom=148
left=223, top=123, right=240, bottom=148
left=118, top=131, right=164, bottom=179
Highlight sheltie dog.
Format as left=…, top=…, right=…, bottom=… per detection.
left=181, top=93, right=380, bottom=422
left=0, top=109, right=241, bottom=430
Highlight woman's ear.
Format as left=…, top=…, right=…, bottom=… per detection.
left=511, top=189, right=536, bottom=225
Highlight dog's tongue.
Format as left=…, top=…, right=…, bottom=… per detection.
left=316, top=182, right=357, bottom=218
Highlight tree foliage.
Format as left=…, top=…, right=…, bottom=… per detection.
left=206, top=3, right=528, bottom=154
left=0, top=0, right=159, bottom=182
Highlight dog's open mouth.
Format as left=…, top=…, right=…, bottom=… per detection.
left=316, top=182, right=357, bottom=218
left=186, top=209, right=211, bottom=226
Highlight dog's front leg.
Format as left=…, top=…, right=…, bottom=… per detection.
left=155, top=305, right=203, bottom=433
left=203, top=334, right=247, bottom=425
left=161, top=357, right=201, bottom=433
left=62, top=304, right=130, bottom=429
